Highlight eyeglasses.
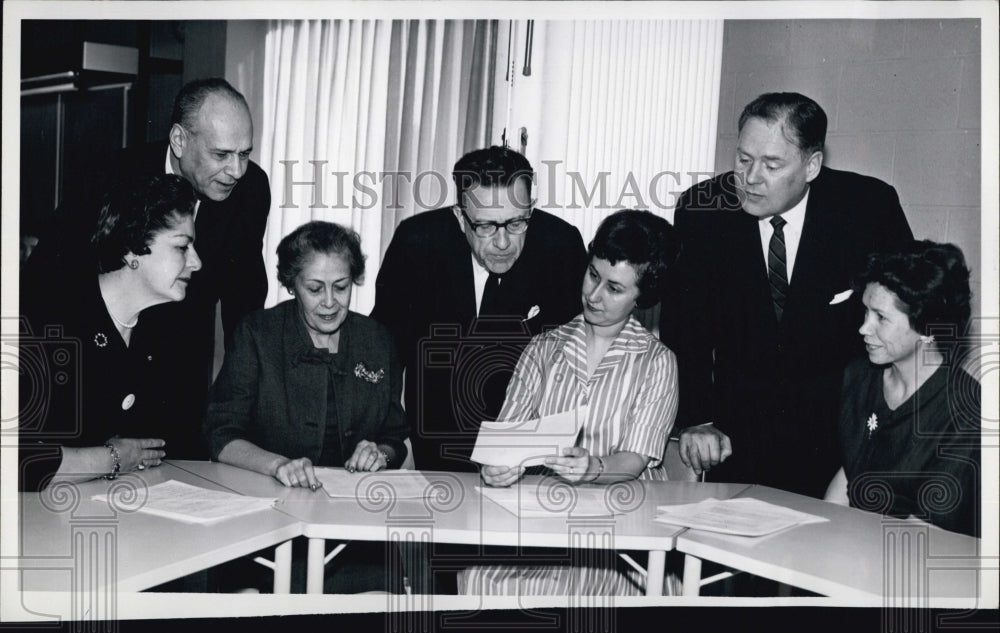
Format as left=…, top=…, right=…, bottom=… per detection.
left=460, top=208, right=531, bottom=238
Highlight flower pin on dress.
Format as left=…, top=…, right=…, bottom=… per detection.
left=93, top=332, right=108, bottom=348
left=354, top=362, right=385, bottom=384
left=866, top=413, right=878, bottom=439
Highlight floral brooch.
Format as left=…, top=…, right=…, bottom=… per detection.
left=865, top=413, right=878, bottom=439
left=354, top=362, right=384, bottom=384
left=94, top=332, right=108, bottom=348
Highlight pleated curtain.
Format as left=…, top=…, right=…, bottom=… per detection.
left=257, top=19, right=497, bottom=312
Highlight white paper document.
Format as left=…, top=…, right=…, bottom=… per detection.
left=91, top=480, right=276, bottom=525
left=476, top=482, right=620, bottom=518
left=470, top=408, right=584, bottom=467
left=315, top=468, right=436, bottom=499
left=654, top=497, right=828, bottom=537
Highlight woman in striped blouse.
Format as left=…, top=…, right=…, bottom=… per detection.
left=465, top=209, right=682, bottom=595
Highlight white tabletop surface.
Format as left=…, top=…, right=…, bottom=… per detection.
left=16, top=462, right=301, bottom=593
left=675, top=484, right=983, bottom=602
left=169, top=461, right=752, bottom=552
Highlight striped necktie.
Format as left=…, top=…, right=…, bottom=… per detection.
left=768, top=216, right=789, bottom=322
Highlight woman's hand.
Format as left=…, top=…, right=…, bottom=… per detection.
left=545, top=447, right=594, bottom=484
left=345, top=440, right=388, bottom=473
left=481, top=464, right=526, bottom=487
left=271, top=456, right=320, bottom=489
left=110, top=437, right=166, bottom=472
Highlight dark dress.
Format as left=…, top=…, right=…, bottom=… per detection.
left=837, top=357, right=981, bottom=537
left=18, top=276, right=175, bottom=491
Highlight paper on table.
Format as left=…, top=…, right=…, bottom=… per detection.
left=314, top=468, right=435, bottom=499
left=654, top=497, right=828, bottom=537
left=476, top=483, right=620, bottom=518
left=91, top=480, right=276, bottom=525
left=470, top=408, right=584, bottom=467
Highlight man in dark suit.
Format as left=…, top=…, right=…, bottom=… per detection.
left=660, top=92, right=912, bottom=498
left=23, top=78, right=271, bottom=460
left=372, top=146, right=587, bottom=473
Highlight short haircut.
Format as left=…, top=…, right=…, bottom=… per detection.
left=588, top=209, right=681, bottom=309
left=171, top=77, right=249, bottom=129
left=738, top=92, right=827, bottom=156
left=276, top=221, right=366, bottom=290
left=453, top=146, right=533, bottom=208
left=92, top=174, right=198, bottom=273
left=854, top=240, right=972, bottom=337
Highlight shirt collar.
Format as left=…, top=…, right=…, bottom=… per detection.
left=551, top=314, right=651, bottom=355
left=760, top=187, right=809, bottom=232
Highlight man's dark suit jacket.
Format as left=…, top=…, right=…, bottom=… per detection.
left=660, top=167, right=912, bottom=497
left=371, top=207, right=587, bottom=472
left=22, top=141, right=271, bottom=459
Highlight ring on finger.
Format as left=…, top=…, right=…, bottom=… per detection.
left=137, top=462, right=146, bottom=471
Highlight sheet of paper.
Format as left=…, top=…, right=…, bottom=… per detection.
left=476, top=483, right=619, bottom=518
left=470, top=408, right=584, bottom=467
left=314, top=468, right=435, bottom=499
left=91, top=480, right=276, bottom=525
left=654, top=497, right=828, bottom=537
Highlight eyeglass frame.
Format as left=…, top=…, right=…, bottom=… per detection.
left=458, top=207, right=533, bottom=238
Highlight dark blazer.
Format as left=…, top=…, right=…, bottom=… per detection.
left=205, top=302, right=408, bottom=467
left=660, top=167, right=913, bottom=497
left=18, top=276, right=177, bottom=491
left=23, top=141, right=271, bottom=458
left=371, top=207, right=587, bottom=472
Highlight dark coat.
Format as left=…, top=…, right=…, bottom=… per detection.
left=660, top=167, right=913, bottom=497
left=205, top=302, right=408, bottom=467
left=370, top=207, right=587, bottom=472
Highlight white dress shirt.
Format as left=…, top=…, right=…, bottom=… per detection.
left=165, top=147, right=200, bottom=219
left=758, top=188, right=809, bottom=283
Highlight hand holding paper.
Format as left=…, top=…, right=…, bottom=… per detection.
left=470, top=408, right=583, bottom=471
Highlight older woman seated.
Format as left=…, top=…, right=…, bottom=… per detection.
left=825, top=240, right=980, bottom=537
left=466, top=209, right=681, bottom=595
left=205, top=220, right=408, bottom=592
left=19, top=175, right=201, bottom=490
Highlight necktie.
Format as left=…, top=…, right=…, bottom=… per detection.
left=479, top=273, right=502, bottom=316
left=768, top=216, right=789, bottom=322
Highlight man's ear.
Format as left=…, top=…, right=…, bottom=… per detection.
left=168, top=123, right=187, bottom=158
left=804, top=150, right=823, bottom=184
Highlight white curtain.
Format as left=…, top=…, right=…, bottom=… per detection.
left=257, top=19, right=497, bottom=312
left=504, top=20, right=725, bottom=243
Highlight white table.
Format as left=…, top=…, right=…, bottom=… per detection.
left=15, top=462, right=300, bottom=607
left=676, top=485, right=983, bottom=604
left=168, top=461, right=750, bottom=596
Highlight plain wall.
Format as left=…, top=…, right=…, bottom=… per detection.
left=714, top=19, right=982, bottom=324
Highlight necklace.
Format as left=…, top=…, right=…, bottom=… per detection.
left=108, top=307, right=139, bottom=330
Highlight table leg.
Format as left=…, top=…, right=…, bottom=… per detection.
left=306, top=537, right=326, bottom=594
left=273, top=540, right=292, bottom=594
left=645, top=550, right=666, bottom=596
left=682, top=554, right=702, bottom=597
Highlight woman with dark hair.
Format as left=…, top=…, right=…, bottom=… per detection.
left=825, top=240, right=980, bottom=537
left=19, top=174, right=201, bottom=490
left=466, top=209, right=682, bottom=594
left=204, top=220, right=408, bottom=593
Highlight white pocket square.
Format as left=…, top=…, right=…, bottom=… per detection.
left=524, top=305, right=541, bottom=321
left=829, top=289, right=853, bottom=305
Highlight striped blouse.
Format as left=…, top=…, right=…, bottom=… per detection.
left=460, top=314, right=680, bottom=595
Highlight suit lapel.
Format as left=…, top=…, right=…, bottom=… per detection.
left=440, top=221, right=478, bottom=327
left=785, top=180, right=837, bottom=318
left=282, top=306, right=327, bottom=454
left=732, top=211, right=776, bottom=327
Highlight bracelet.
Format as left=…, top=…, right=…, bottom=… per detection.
left=591, top=456, right=605, bottom=482
left=103, top=442, right=121, bottom=480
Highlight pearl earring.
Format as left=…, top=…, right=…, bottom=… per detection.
left=128, top=260, right=139, bottom=270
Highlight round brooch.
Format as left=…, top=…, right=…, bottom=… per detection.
left=93, top=332, right=108, bottom=348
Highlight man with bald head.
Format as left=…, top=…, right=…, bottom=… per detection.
left=23, top=78, right=271, bottom=459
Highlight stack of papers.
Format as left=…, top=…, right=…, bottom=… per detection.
left=470, top=409, right=583, bottom=468
left=476, top=483, right=620, bottom=518
left=91, top=480, right=276, bottom=525
left=314, top=468, right=435, bottom=499
left=654, top=498, right=828, bottom=537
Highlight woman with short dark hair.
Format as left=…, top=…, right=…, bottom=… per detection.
left=825, top=240, right=980, bottom=537
left=466, top=209, right=682, bottom=595
left=19, top=174, right=201, bottom=490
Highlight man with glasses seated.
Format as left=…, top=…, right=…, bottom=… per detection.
left=372, top=146, right=587, bottom=474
